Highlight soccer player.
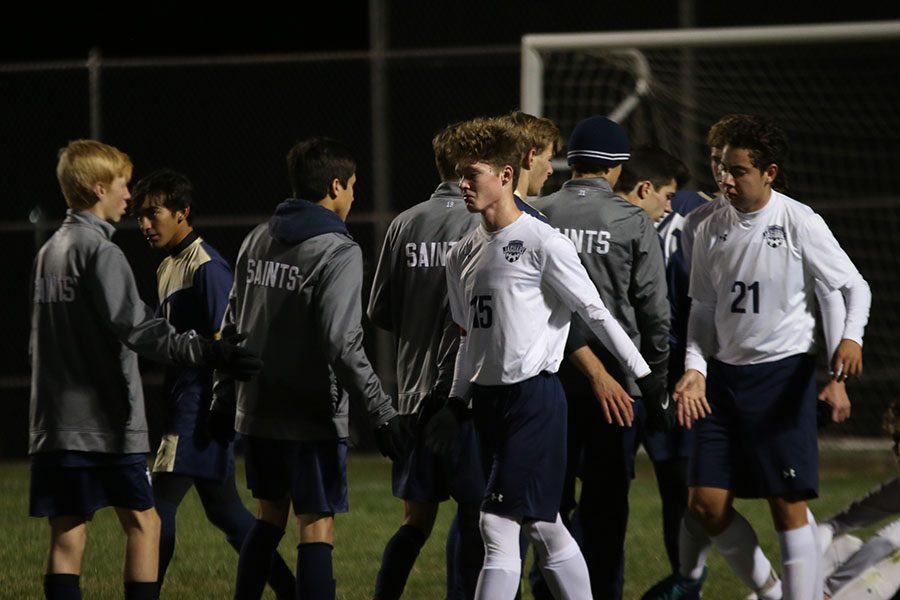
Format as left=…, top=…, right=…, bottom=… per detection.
left=612, top=145, right=700, bottom=578
left=367, top=122, right=484, bottom=600
left=425, top=116, right=652, bottom=600
left=131, top=169, right=294, bottom=597
left=208, top=136, right=405, bottom=600
left=531, top=117, right=672, bottom=600
left=816, top=400, right=900, bottom=600
left=500, top=110, right=564, bottom=222
left=643, top=114, right=853, bottom=600
left=673, top=115, right=871, bottom=599
left=29, top=140, right=260, bottom=600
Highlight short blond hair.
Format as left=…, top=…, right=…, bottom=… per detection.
left=56, top=140, right=133, bottom=209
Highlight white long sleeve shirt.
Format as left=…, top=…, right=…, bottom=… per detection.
left=685, top=191, right=870, bottom=374
left=446, top=213, right=650, bottom=399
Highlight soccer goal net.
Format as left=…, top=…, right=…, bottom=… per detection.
left=521, top=21, right=900, bottom=440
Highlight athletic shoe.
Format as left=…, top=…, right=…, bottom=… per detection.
left=641, top=565, right=708, bottom=600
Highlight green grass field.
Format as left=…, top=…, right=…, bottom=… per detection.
left=0, top=447, right=895, bottom=599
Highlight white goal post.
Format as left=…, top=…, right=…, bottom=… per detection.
left=521, top=20, right=900, bottom=178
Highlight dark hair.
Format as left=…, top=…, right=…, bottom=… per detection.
left=718, top=114, right=789, bottom=189
left=286, top=137, right=356, bottom=200
left=131, top=168, right=194, bottom=223
left=707, top=114, right=752, bottom=149
left=613, top=145, right=689, bottom=193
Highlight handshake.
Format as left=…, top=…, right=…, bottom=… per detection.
left=372, top=387, right=471, bottom=461
left=199, top=325, right=262, bottom=382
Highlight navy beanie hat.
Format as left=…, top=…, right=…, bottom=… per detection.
left=567, top=116, right=630, bottom=169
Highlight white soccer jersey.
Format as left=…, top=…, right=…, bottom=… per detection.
left=687, top=190, right=867, bottom=368
left=680, top=195, right=727, bottom=272
left=446, top=213, right=649, bottom=398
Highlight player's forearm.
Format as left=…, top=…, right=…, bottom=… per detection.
left=816, top=281, right=846, bottom=360
left=840, top=275, right=872, bottom=346
left=684, top=300, right=716, bottom=377
left=448, top=331, right=473, bottom=401
left=568, top=345, right=608, bottom=383
left=581, top=303, right=650, bottom=380
left=329, top=324, right=397, bottom=426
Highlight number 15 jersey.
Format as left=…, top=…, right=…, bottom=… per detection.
left=690, top=190, right=867, bottom=366
left=446, top=212, right=649, bottom=398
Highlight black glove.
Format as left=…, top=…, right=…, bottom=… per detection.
left=638, top=374, right=675, bottom=433
left=415, top=379, right=452, bottom=439
left=202, top=327, right=263, bottom=382
left=424, top=396, right=470, bottom=457
left=374, top=415, right=407, bottom=461
left=207, top=408, right=236, bottom=446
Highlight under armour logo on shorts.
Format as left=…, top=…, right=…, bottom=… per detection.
left=782, top=468, right=797, bottom=480
left=490, top=492, right=504, bottom=503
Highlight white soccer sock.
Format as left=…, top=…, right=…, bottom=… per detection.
left=806, top=508, right=824, bottom=600
left=711, top=511, right=779, bottom=593
left=779, top=523, right=819, bottom=600
left=524, top=514, right=591, bottom=600
left=474, top=512, right=523, bottom=600
left=679, top=512, right=713, bottom=580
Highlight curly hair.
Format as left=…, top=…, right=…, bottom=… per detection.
left=444, top=117, right=523, bottom=183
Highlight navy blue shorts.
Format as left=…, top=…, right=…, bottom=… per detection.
left=29, top=454, right=153, bottom=518
left=473, top=372, right=567, bottom=523
left=393, top=417, right=485, bottom=505
left=243, top=435, right=348, bottom=514
left=640, top=395, right=693, bottom=463
left=689, top=354, right=818, bottom=499
left=152, top=431, right=235, bottom=482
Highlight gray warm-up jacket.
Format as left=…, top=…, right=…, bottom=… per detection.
left=532, top=178, right=669, bottom=400
left=29, top=210, right=208, bottom=455
left=367, top=182, right=480, bottom=415
left=213, top=199, right=396, bottom=441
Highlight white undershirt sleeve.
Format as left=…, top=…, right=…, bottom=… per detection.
left=449, top=331, right=473, bottom=400
left=838, top=275, right=871, bottom=347
left=684, top=300, right=716, bottom=377
left=542, top=236, right=651, bottom=379
left=816, top=281, right=846, bottom=361
left=801, top=214, right=871, bottom=348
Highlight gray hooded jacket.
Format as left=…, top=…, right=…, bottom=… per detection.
left=214, top=199, right=396, bottom=441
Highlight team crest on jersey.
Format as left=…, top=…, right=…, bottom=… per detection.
left=763, top=225, right=786, bottom=248
left=503, top=240, right=526, bottom=262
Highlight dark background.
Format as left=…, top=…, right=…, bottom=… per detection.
left=4, top=1, right=900, bottom=59
left=3, top=1, right=900, bottom=457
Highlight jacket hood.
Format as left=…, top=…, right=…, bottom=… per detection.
left=268, top=199, right=348, bottom=245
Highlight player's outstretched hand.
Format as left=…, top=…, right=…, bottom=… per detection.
left=818, top=378, right=851, bottom=423
left=590, top=369, right=634, bottom=427
left=424, top=396, right=469, bottom=457
left=207, top=408, right=236, bottom=446
left=374, top=415, right=407, bottom=461
left=673, top=369, right=711, bottom=429
left=203, top=326, right=263, bottom=381
left=831, top=339, right=862, bottom=382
